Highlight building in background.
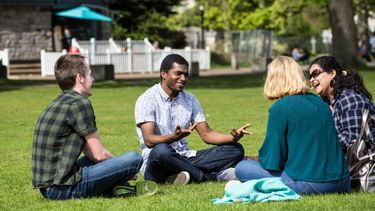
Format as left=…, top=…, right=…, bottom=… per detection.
left=0, top=0, right=113, bottom=62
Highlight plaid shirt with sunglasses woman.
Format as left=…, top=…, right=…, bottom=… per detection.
left=309, top=56, right=375, bottom=151
left=332, top=89, right=375, bottom=149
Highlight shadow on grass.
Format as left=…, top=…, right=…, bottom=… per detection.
left=0, top=78, right=57, bottom=92
left=0, top=72, right=266, bottom=92
left=94, top=72, right=266, bottom=90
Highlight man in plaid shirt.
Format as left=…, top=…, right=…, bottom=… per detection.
left=32, top=54, right=156, bottom=200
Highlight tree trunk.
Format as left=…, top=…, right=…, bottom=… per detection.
left=327, top=0, right=360, bottom=66
left=356, top=0, right=371, bottom=56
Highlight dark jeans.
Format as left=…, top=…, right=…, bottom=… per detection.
left=235, top=159, right=350, bottom=194
left=144, top=142, right=244, bottom=183
left=40, top=151, right=143, bottom=200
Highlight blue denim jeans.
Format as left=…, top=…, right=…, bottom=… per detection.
left=235, top=159, right=350, bottom=194
left=40, top=151, right=143, bottom=200
left=144, top=142, right=244, bottom=183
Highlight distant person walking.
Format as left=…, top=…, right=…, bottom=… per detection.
left=62, top=27, right=72, bottom=50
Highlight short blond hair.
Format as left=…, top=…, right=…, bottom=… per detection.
left=264, top=56, right=309, bottom=100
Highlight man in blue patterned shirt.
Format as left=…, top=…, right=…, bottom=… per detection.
left=32, top=54, right=156, bottom=200
left=135, top=54, right=251, bottom=185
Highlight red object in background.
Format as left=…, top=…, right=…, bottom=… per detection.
left=68, top=46, right=80, bottom=54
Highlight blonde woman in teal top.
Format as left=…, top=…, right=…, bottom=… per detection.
left=235, top=56, right=350, bottom=194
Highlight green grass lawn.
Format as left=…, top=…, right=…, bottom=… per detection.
left=1, top=69, right=375, bottom=210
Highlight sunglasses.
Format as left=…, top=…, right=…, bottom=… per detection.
left=309, top=69, right=324, bottom=79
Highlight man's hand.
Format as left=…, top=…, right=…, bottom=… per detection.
left=174, top=123, right=198, bottom=140
left=229, top=123, right=253, bottom=142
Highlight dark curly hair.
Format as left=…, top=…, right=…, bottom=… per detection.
left=309, top=56, right=372, bottom=100
left=160, top=54, right=189, bottom=72
left=159, top=54, right=189, bottom=81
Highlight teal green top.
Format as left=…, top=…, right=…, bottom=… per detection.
left=259, top=93, right=349, bottom=182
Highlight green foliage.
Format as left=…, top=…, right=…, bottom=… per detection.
left=168, top=4, right=202, bottom=28
left=203, top=0, right=259, bottom=30
left=241, top=0, right=328, bottom=36
left=353, top=0, right=375, bottom=45
left=1, top=68, right=375, bottom=209
left=175, top=0, right=329, bottom=37
left=109, top=0, right=186, bottom=48
left=173, top=0, right=259, bottom=30
left=353, top=0, right=375, bottom=15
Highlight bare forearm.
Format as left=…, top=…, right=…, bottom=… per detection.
left=144, top=133, right=180, bottom=148
left=200, top=131, right=235, bottom=145
left=84, top=147, right=113, bottom=162
left=84, top=132, right=113, bottom=163
left=142, top=123, right=197, bottom=148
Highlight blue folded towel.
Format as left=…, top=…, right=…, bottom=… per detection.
left=212, top=177, right=301, bottom=204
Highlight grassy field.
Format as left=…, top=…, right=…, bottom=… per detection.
left=0, top=69, right=375, bottom=210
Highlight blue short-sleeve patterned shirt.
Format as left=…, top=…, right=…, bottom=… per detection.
left=135, top=83, right=206, bottom=174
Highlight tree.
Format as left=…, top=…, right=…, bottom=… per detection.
left=109, top=0, right=186, bottom=48
left=194, top=0, right=327, bottom=37
left=354, top=0, right=375, bottom=56
left=327, top=0, right=360, bottom=66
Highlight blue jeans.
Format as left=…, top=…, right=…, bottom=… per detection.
left=40, top=151, right=143, bottom=200
left=144, top=143, right=244, bottom=183
left=235, top=159, right=350, bottom=194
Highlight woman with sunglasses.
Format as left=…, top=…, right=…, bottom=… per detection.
left=234, top=56, right=349, bottom=194
left=309, top=56, right=375, bottom=151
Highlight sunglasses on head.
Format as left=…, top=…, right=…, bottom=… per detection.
left=309, top=69, right=324, bottom=79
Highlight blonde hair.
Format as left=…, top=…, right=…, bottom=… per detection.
left=264, top=56, right=309, bottom=100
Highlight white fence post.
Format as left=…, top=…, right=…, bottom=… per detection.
left=4, top=48, right=9, bottom=78
left=40, top=49, right=46, bottom=77
left=1, top=48, right=9, bottom=66
left=184, top=47, right=192, bottom=67
left=146, top=49, right=153, bottom=72
left=90, top=38, right=95, bottom=64
left=40, top=50, right=67, bottom=77
left=126, top=38, right=132, bottom=72
left=109, top=38, right=121, bottom=53
left=144, top=37, right=154, bottom=51
left=206, top=47, right=211, bottom=70
left=106, top=49, right=111, bottom=64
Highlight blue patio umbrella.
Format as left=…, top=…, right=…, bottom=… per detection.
left=55, top=6, right=112, bottom=22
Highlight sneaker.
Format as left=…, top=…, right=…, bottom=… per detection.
left=113, top=180, right=158, bottom=197
left=216, top=167, right=237, bottom=181
left=165, top=171, right=190, bottom=185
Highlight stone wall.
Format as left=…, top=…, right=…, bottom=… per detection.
left=0, top=5, right=52, bottom=61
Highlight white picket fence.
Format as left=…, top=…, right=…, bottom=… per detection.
left=0, top=48, right=9, bottom=78
left=0, top=48, right=9, bottom=66
left=40, top=38, right=210, bottom=77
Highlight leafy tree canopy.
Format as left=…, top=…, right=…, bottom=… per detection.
left=109, top=0, right=186, bottom=48
left=173, top=0, right=329, bottom=37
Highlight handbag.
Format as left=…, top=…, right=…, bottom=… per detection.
left=346, top=109, right=375, bottom=192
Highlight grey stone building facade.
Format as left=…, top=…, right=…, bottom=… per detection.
left=0, top=4, right=52, bottom=61
left=0, top=0, right=112, bottom=62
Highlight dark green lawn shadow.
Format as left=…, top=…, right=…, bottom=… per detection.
left=0, top=78, right=56, bottom=92
left=93, top=72, right=266, bottom=90
left=0, top=72, right=267, bottom=92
